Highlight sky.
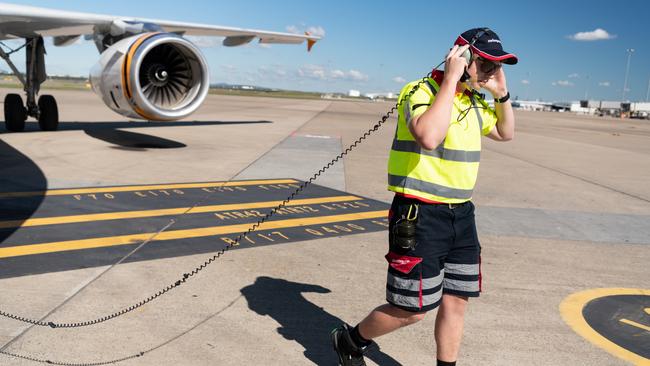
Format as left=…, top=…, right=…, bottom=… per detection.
left=1, top=0, right=649, bottom=102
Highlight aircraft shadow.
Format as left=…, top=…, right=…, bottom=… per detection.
left=241, top=276, right=402, bottom=365
left=2, top=120, right=273, bottom=149
left=0, top=140, right=47, bottom=245
left=84, top=129, right=187, bottom=149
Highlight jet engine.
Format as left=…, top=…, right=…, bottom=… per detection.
left=90, top=32, right=209, bottom=121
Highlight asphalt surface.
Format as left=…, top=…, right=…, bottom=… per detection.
left=0, top=88, right=648, bottom=365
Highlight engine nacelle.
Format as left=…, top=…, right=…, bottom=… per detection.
left=90, top=32, right=209, bottom=121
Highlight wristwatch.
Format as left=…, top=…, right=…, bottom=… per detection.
left=495, top=91, right=510, bottom=103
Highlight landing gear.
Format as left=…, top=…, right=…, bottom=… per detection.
left=4, top=93, right=27, bottom=132
left=1, top=36, right=59, bottom=132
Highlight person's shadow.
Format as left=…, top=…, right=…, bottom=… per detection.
left=241, top=276, right=402, bottom=365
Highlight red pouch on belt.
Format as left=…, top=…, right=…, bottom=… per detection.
left=385, top=252, right=422, bottom=274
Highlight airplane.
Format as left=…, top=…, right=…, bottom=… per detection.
left=0, top=3, right=320, bottom=132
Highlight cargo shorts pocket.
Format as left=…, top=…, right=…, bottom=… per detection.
left=385, top=252, right=424, bottom=310
left=385, top=251, right=445, bottom=311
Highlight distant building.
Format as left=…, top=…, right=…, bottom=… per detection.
left=631, top=102, right=650, bottom=119
left=348, top=89, right=360, bottom=97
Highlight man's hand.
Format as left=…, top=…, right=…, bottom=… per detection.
left=484, top=67, right=515, bottom=142
left=444, top=45, right=470, bottom=82
left=484, top=67, right=508, bottom=98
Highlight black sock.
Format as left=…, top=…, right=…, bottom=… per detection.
left=437, top=360, right=456, bottom=366
left=350, top=325, right=372, bottom=347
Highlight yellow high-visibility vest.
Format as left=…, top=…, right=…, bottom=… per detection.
left=387, top=72, right=497, bottom=203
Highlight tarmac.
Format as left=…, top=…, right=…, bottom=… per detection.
left=0, top=88, right=648, bottom=365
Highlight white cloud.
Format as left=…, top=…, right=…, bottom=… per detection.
left=258, top=65, right=287, bottom=79
left=568, top=73, right=579, bottom=78
left=331, top=69, right=346, bottom=79
left=298, top=64, right=327, bottom=80
left=220, top=64, right=238, bottom=73
left=286, top=25, right=300, bottom=34
left=286, top=25, right=326, bottom=38
left=598, top=81, right=610, bottom=87
left=552, top=80, right=574, bottom=87
left=521, top=79, right=530, bottom=85
left=297, top=65, right=368, bottom=82
left=568, top=28, right=616, bottom=41
left=393, top=76, right=406, bottom=83
left=348, top=70, right=368, bottom=81
left=306, top=26, right=326, bottom=38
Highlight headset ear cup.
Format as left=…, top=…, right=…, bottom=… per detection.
left=459, top=48, right=471, bottom=82
left=461, top=48, right=471, bottom=64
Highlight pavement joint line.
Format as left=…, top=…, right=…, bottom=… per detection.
left=232, top=100, right=334, bottom=181
left=0, top=195, right=363, bottom=229
left=484, top=146, right=650, bottom=204
left=0, top=295, right=244, bottom=364
left=0, top=179, right=299, bottom=198
left=0, top=100, right=338, bottom=352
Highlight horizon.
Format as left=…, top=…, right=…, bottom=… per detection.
left=1, top=0, right=649, bottom=103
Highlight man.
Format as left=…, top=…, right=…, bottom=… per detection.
left=331, top=28, right=517, bottom=366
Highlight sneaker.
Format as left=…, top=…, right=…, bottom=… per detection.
left=331, top=324, right=367, bottom=366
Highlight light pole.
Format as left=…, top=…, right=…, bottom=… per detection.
left=622, top=48, right=634, bottom=101
left=646, top=77, right=650, bottom=102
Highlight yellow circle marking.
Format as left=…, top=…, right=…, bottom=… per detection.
left=559, top=288, right=650, bottom=365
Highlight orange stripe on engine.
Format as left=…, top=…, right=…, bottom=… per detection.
left=122, top=32, right=162, bottom=120
left=134, top=105, right=158, bottom=121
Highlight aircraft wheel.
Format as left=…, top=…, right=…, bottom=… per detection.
left=38, top=95, right=59, bottom=131
left=4, top=93, right=27, bottom=132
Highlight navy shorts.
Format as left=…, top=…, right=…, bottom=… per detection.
left=385, top=194, right=482, bottom=313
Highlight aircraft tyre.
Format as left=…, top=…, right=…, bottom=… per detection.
left=38, top=95, right=59, bottom=131
left=4, top=93, right=27, bottom=132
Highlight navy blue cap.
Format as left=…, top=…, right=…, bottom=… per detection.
left=455, top=28, right=518, bottom=65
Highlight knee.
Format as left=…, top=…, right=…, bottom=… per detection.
left=440, top=294, right=468, bottom=317
left=404, top=312, right=427, bottom=325
left=390, top=305, right=427, bottom=326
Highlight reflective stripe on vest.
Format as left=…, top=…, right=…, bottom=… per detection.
left=387, top=76, right=485, bottom=203
left=470, top=93, right=484, bottom=131
left=391, top=139, right=481, bottom=162
left=388, top=174, right=473, bottom=199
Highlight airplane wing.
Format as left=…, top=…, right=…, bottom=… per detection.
left=0, top=3, right=320, bottom=46
left=0, top=2, right=321, bottom=131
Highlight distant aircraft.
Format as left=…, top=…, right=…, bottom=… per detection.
left=0, top=3, right=319, bottom=131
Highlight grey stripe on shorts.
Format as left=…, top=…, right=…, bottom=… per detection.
left=387, top=288, right=443, bottom=308
left=443, top=278, right=480, bottom=293
left=387, top=271, right=444, bottom=292
left=444, top=263, right=480, bottom=276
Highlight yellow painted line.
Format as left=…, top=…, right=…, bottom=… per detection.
left=560, top=288, right=650, bottom=365
left=0, top=179, right=298, bottom=199
left=619, top=318, right=650, bottom=333
left=0, top=210, right=387, bottom=259
left=0, top=195, right=363, bottom=229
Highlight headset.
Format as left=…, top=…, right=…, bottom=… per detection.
left=459, top=28, right=490, bottom=82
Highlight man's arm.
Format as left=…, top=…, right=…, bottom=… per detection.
left=485, top=68, right=514, bottom=141
left=409, top=45, right=469, bottom=150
